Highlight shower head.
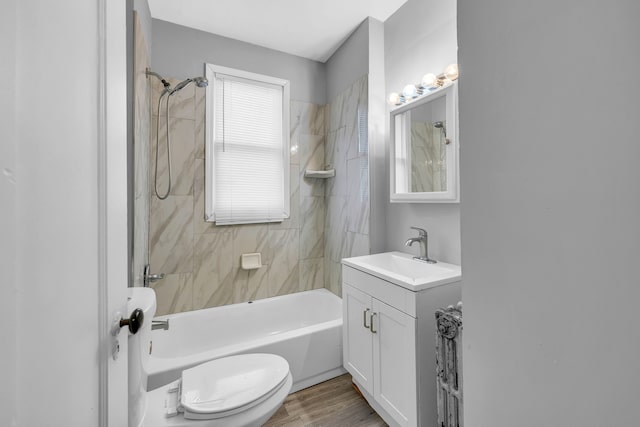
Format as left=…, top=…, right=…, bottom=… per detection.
left=193, top=77, right=208, bottom=88
left=170, top=76, right=209, bottom=95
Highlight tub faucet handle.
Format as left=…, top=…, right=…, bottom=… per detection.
left=143, top=264, right=165, bottom=287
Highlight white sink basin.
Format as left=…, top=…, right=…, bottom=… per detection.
left=342, top=251, right=461, bottom=291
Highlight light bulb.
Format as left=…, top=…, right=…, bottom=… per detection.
left=444, top=64, right=459, bottom=81
left=388, top=92, right=404, bottom=106
left=402, top=84, right=418, bottom=99
left=421, top=73, right=438, bottom=90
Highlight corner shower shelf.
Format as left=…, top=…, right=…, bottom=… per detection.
left=304, top=169, right=335, bottom=179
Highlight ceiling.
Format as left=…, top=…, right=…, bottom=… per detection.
left=148, top=0, right=407, bottom=63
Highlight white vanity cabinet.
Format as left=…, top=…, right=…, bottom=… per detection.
left=342, top=262, right=461, bottom=427
left=343, top=282, right=417, bottom=425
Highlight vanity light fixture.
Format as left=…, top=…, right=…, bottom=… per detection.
left=388, top=63, right=459, bottom=106
left=443, top=63, right=459, bottom=81
left=388, top=92, right=405, bottom=106
left=402, top=84, right=419, bottom=99
left=421, top=73, right=439, bottom=90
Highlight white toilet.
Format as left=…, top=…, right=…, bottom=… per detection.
left=128, top=287, right=292, bottom=427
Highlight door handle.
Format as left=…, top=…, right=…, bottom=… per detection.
left=117, top=308, right=144, bottom=335
left=370, top=312, right=377, bottom=333
left=363, top=308, right=370, bottom=329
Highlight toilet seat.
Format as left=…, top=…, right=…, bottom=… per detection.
left=169, top=354, right=290, bottom=421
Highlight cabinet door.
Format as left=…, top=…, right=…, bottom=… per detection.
left=342, top=283, right=374, bottom=395
left=372, top=298, right=417, bottom=427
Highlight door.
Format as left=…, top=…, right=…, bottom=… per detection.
left=102, top=0, right=129, bottom=424
left=372, top=298, right=417, bottom=427
left=342, top=283, right=374, bottom=394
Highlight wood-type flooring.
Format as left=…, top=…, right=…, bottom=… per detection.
left=264, top=374, right=387, bottom=427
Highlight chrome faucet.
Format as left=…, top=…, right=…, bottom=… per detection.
left=151, top=319, right=170, bottom=331
left=405, top=227, right=437, bottom=264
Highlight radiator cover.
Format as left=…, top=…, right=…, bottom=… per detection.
left=436, top=304, right=463, bottom=427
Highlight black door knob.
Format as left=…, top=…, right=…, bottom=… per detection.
left=119, top=308, right=144, bottom=334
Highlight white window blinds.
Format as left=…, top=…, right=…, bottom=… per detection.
left=205, top=65, right=290, bottom=225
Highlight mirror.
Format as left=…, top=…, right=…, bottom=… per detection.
left=390, top=82, right=458, bottom=202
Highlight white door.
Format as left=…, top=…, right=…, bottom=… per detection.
left=102, top=0, right=129, bottom=424
left=342, top=283, right=374, bottom=395
left=372, top=299, right=417, bottom=427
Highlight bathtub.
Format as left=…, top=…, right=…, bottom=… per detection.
left=146, top=288, right=346, bottom=392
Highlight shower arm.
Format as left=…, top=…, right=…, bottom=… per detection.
left=434, top=121, right=450, bottom=145
left=146, top=68, right=171, bottom=89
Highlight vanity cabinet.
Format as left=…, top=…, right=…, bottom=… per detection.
left=342, top=264, right=461, bottom=427
left=343, top=283, right=417, bottom=426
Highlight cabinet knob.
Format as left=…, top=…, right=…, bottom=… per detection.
left=363, top=308, right=370, bottom=328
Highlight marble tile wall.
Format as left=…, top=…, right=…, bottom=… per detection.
left=411, top=122, right=447, bottom=192
left=148, top=76, right=326, bottom=315
left=324, top=74, right=371, bottom=296
left=132, top=13, right=150, bottom=287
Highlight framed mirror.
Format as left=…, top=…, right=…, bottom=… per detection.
left=390, top=82, right=458, bottom=203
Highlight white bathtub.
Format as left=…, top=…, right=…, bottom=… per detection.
left=146, top=288, right=346, bottom=392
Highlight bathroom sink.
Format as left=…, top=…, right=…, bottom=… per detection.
left=342, top=251, right=461, bottom=291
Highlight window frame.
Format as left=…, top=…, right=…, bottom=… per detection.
left=204, top=63, right=291, bottom=225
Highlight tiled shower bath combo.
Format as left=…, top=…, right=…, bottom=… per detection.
left=145, top=70, right=370, bottom=314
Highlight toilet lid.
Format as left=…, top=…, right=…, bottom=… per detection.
left=180, top=353, right=290, bottom=420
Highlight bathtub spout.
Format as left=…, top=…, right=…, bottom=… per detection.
left=151, top=319, right=169, bottom=331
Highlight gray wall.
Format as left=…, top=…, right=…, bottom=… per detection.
left=459, top=1, right=640, bottom=426
left=382, top=0, right=460, bottom=264
left=325, top=19, right=369, bottom=102
left=368, top=18, right=387, bottom=254
left=152, top=19, right=326, bottom=104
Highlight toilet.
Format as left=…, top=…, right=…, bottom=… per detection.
left=128, top=287, right=292, bottom=427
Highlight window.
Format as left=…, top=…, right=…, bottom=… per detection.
left=205, top=64, right=290, bottom=225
